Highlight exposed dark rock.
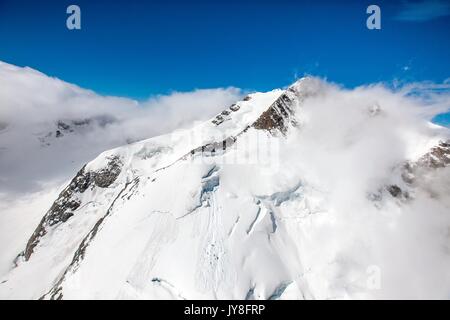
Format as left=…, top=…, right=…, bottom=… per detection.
left=57, top=121, right=71, bottom=131
left=416, top=140, right=450, bottom=169
left=230, top=104, right=240, bottom=112
left=22, top=156, right=123, bottom=261
left=268, top=281, right=292, bottom=300
left=23, top=165, right=91, bottom=260
left=373, top=140, right=450, bottom=204
left=398, top=140, right=450, bottom=186
left=245, top=286, right=256, bottom=300
left=40, top=117, right=119, bottom=145
left=93, top=156, right=123, bottom=188
left=189, top=136, right=237, bottom=157
left=252, top=92, right=296, bottom=134
left=211, top=100, right=243, bottom=126
left=387, top=185, right=402, bottom=198
left=42, top=178, right=138, bottom=300
left=212, top=114, right=225, bottom=126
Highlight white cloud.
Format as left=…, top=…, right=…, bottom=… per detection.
left=276, top=79, right=450, bottom=298
left=0, top=61, right=244, bottom=194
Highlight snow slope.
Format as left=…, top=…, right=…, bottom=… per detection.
left=1, top=77, right=450, bottom=300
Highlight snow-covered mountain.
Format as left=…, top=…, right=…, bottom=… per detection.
left=1, top=77, right=450, bottom=300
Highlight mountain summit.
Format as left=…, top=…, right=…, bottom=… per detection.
left=1, top=78, right=449, bottom=300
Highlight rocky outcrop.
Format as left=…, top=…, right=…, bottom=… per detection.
left=22, top=156, right=123, bottom=261
left=38, top=116, right=117, bottom=144
left=252, top=78, right=319, bottom=134
left=415, top=140, right=450, bottom=169
left=42, top=177, right=139, bottom=300
left=372, top=140, right=450, bottom=203
left=230, top=104, right=240, bottom=112
left=400, top=140, right=450, bottom=186
left=386, top=184, right=409, bottom=199
left=212, top=102, right=243, bottom=126
left=368, top=140, right=450, bottom=203
left=93, top=157, right=123, bottom=188
left=189, top=136, right=237, bottom=157
left=252, top=92, right=296, bottom=134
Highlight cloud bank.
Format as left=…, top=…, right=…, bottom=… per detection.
left=278, top=80, right=450, bottom=298
left=0, top=61, right=244, bottom=194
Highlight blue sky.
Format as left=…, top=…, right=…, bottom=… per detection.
left=0, top=0, right=449, bottom=101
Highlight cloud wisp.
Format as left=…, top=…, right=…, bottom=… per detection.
left=394, top=0, right=450, bottom=22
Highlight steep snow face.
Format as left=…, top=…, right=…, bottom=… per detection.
left=1, top=78, right=450, bottom=300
